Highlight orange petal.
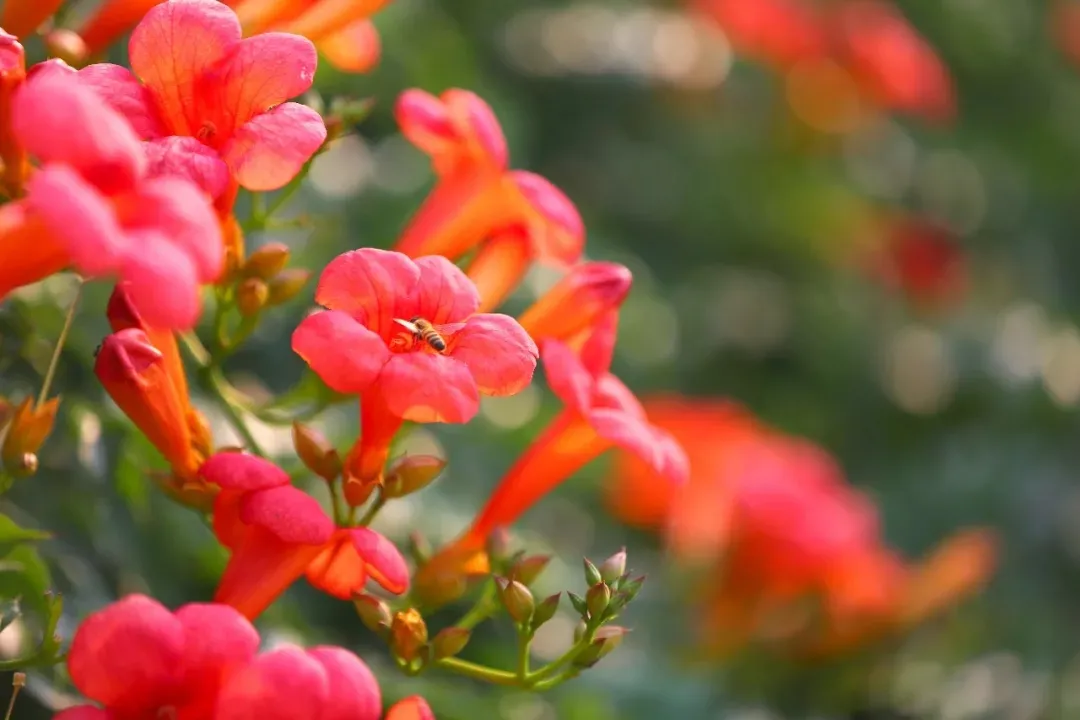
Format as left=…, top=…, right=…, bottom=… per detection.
left=343, top=392, right=405, bottom=505
left=1, top=0, right=65, bottom=39
left=0, top=204, right=66, bottom=297
left=465, top=230, right=533, bottom=313
left=76, top=0, right=166, bottom=57
left=306, top=529, right=367, bottom=600
left=232, top=0, right=308, bottom=34
left=900, top=528, right=997, bottom=627
left=278, top=0, right=391, bottom=42
left=316, top=19, right=380, bottom=73
left=393, top=170, right=512, bottom=260
left=215, top=524, right=326, bottom=620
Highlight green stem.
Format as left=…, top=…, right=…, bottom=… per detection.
left=37, top=281, right=82, bottom=406
left=455, top=581, right=498, bottom=631
left=243, top=165, right=310, bottom=233
left=517, top=629, right=533, bottom=679
left=204, top=368, right=267, bottom=458
left=530, top=667, right=582, bottom=691
left=433, top=657, right=520, bottom=687
left=328, top=479, right=344, bottom=525
left=526, top=627, right=596, bottom=683
left=356, top=489, right=386, bottom=527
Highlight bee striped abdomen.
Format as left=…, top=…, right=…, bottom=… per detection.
left=410, top=316, right=447, bottom=352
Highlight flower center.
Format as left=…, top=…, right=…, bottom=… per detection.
left=197, top=121, right=218, bottom=143
left=390, top=317, right=447, bottom=354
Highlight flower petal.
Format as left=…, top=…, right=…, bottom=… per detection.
left=25, top=165, right=123, bottom=277
left=317, top=19, right=380, bottom=73
left=67, top=595, right=184, bottom=714
left=214, top=645, right=330, bottom=720
left=78, top=63, right=166, bottom=139
left=508, top=170, right=585, bottom=265
left=305, top=530, right=367, bottom=600
left=174, top=602, right=259, bottom=696
left=129, top=0, right=242, bottom=137
left=127, top=176, right=223, bottom=282
left=450, top=314, right=537, bottom=396
left=395, top=88, right=457, bottom=158
left=118, top=231, right=202, bottom=330
left=589, top=408, right=689, bottom=486
left=306, top=647, right=382, bottom=720
left=52, top=708, right=115, bottom=720
left=410, top=255, right=480, bottom=323
left=208, top=32, right=317, bottom=131
left=221, top=101, right=326, bottom=192
left=0, top=202, right=66, bottom=298
left=444, top=88, right=508, bottom=171
left=144, top=136, right=230, bottom=201
left=350, top=527, right=410, bottom=594
left=215, top=524, right=325, bottom=620
left=199, top=452, right=292, bottom=491
left=376, top=353, right=479, bottom=424
left=14, top=71, right=144, bottom=193
left=292, top=310, right=391, bottom=394
left=538, top=340, right=593, bottom=413
left=239, top=485, right=335, bottom=545
left=314, top=248, right=421, bottom=335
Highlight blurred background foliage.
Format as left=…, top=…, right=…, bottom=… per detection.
left=4, top=0, right=1080, bottom=717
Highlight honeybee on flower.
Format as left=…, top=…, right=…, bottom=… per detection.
left=394, top=316, right=448, bottom=353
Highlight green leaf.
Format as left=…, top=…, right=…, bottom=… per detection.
left=0, top=544, right=53, bottom=627
left=0, top=515, right=51, bottom=558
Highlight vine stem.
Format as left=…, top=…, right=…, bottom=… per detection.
left=516, top=628, right=533, bottom=679
left=433, top=657, right=520, bottom=687
left=454, top=581, right=498, bottom=631
left=356, top=489, right=386, bottom=527
left=37, top=281, right=82, bottom=406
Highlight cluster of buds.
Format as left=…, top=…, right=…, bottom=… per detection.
left=566, top=549, right=642, bottom=668
left=230, top=242, right=312, bottom=319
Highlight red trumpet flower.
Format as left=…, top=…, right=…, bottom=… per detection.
left=0, top=66, right=221, bottom=329
left=415, top=318, right=688, bottom=605
left=77, top=0, right=326, bottom=213
left=292, top=248, right=538, bottom=505
left=199, top=452, right=409, bottom=620
left=54, top=594, right=384, bottom=720
left=393, top=89, right=584, bottom=306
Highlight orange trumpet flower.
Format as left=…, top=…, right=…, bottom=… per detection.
left=393, top=89, right=584, bottom=283
left=0, top=0, right=65, bottom=40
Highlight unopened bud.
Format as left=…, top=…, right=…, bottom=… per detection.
left=573, top=626, right=628, bottom=669
left=498, top=578, right=535, bottom=624
left=44, top=30, right=88, bottom=67
left=268, top=268, right=311, bottom=306
left=383, top=454, right=445, bottom=498
left=585, top=583, right=610, bottom=619
left=389, top=609, right=428, bottom=663
left=352, top=593, right=392, bottom=636
left=567, top=591, right=588, bottom=619
left=583, top=558, right=602, bottom=587
left=243, top=242, right=290, bottom=280
left=530, top=593, right=561, bottom=631
left=509, top=555, right=551, bottom=587
left=598, top=548, right=626, bottom=584
left=221, top=215, right=245, bottom=283
left=620, top=575, right=646, bottom=603
left=236, top=278, right=269, bottom=317
left=188, top=409, right=214, bottom=461
left=573, top=620, right=587, bottom=643
left=2, top=397, right=59, bottom=475
left=292, top=422, right=341, bottom=481
left=432, top=627, right=471, bottom=659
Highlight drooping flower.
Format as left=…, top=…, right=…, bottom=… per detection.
left=199, top=452, right=409, bottom=620
left=0, top=65, right=222, bottom=328
left=76, top=0, right=326, bottom=211
left=53, top=594, right=383, bottom=719
left=0, top=0, right=65, bottom=40
left=414, top=317, right=688, bottom=605
left=516, top=261, right=633, bottom=349
left=392, top=89, right=585, bottom=295
left=292, top=248, right=538, bottom=505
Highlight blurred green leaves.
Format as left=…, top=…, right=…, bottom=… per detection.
left=0, top=513, right=63, bottom=670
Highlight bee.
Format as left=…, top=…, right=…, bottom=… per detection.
left=394, top=316, right=447, bottom=353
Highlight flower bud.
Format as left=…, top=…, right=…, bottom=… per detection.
left=267, top=268, right=311, bottom=306
left=620, top=575, right=646, bottom=603
left=432, top=627, right=471, bottom=660
left=530, top=593, right=561, bottom=631
left=585, top=583, right=610, bottom=619
left=498, top=578, right=535, bottom=624
left=292, top=421, right=341, bottom=482
left=389, top=609, right=428, bottom=663
left=383, top=454, right=445, bottom=498
left=242, top=242, right=290, bottom=280
left=236, top=277, right=269, bottom=317
left=598, top=547, right=626, bottom=585
left=1, top=397, right=58, bottom=476
left=517, top=261, right=632, bottom=344
left=583, top=558, right=602, bottom=588
left=567, top=591, right=588, bottom=619
left=573, top=626, right=628, bottom=669
left=573, top=620, right=587, bottom=643
left=508, top=554, right=551, bottom=587
left=352, top=593, right=392, bottom=636
left=44, top=30, right=88, bottom=68
left=221, top=215, right=245, bottom=283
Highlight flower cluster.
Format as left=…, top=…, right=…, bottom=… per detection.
left=606, top=395, right=997, bottom=658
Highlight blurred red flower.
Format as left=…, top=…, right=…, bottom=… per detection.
left=691, top=0, right=828, bottom=70
left=393, top=89, right=584, bottom=309
left=292, top=248, right=537, bottom=505
left=200, top=452, right=409, bottom=620
left=52, top=594, right=383, bottom=720
left=865, top=214, right=968, bottom=310
left=77, top=0, right=326, bottom=212
left=0, top=65, right=222, bottom=328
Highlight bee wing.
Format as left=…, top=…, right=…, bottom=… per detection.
left=393, top=318, right=420, bottom=334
